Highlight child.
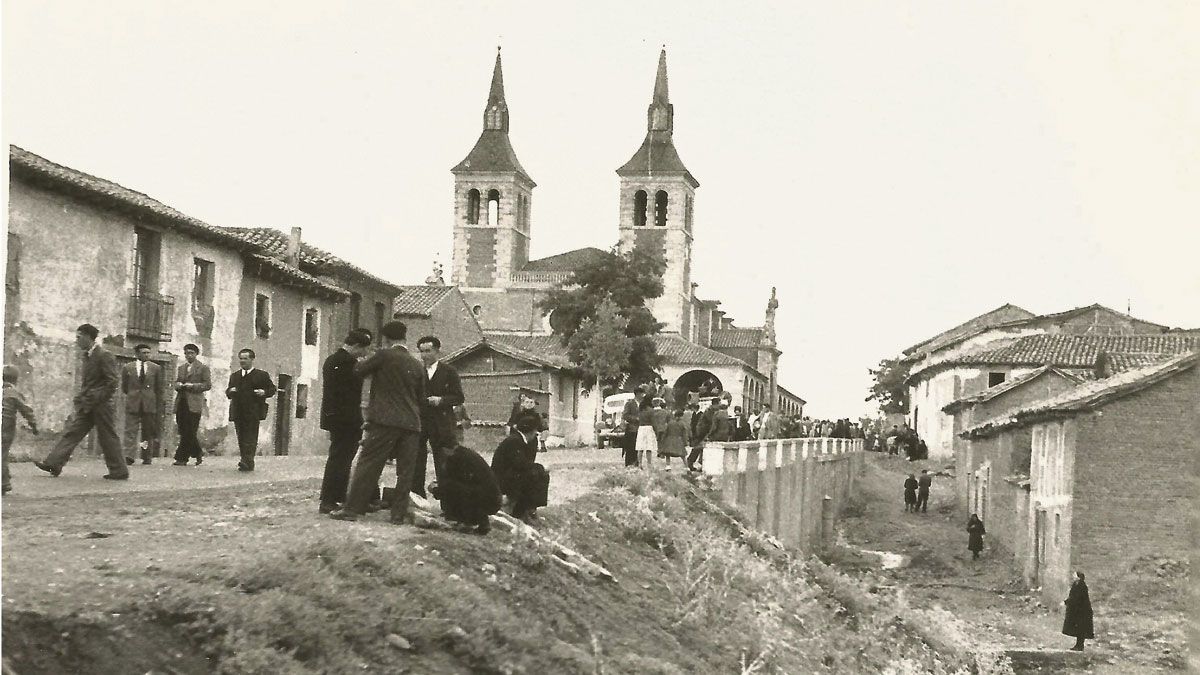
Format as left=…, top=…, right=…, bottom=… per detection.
left=3, top=365, right=40, bottom=494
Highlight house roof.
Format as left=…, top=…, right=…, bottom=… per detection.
left=391, top=285, right=457, bottom=317
left=941, top=366, right=1081, bottom=413
left=710, top=327, right=765, bottom=349
left=1036, top=303, right=1167, bottom=330
left=444, top=335, right=572, bottom=371
left=1103, top=352, right=1173, bottom=373
left=940, top=334, right=1200, bottom=370
left=247, top=254, right=349, bottom=299
left=521, top=247, right=609, bottom=273
left=9, top=145, right=252, bottom=250
left=902, top=304, right=1035, bottom=357
left=216, top=226, right=402, bottom=293
left=963, top=351, right=1200, bottom=438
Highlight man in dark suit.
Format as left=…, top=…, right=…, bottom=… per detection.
left=172, top=343, right=212, bottom=466
left=35, top=323, right=129, bottom=480
left=331, top=321, right=425, bottom=524
left=731, top=406, right=752, bottom=442
left=225, top=348, right=277, bottom=472
left=122, top=343, right=162, bottom=466
left=412, top=335, right=464, bottom=498
left=318, top=328, right=373, bottom=513
left=490, top=415, right=549, bottom=522
left=429, top=443, right=501, bottom=535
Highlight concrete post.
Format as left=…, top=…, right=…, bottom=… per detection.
left=821, top=494, right=834, bottom=551
left=760, top=443, right=777, bottom=535
left=743, top=446, right=761, bottom=526
left=720, top=444, right=740, bottom=504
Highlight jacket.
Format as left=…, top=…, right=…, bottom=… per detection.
left=320, top=348, right=363, bottom=431
left=226, top=368, right=278, bottom=421
left=491, top=430, right=537, bottom=498
left=173, top=360, right=212, bottom=413
left=421, top=361, right=464, bottom=440
left=122, top=360, right=162, bottom=414
left=76, top=345, right=119, bottom=413
left=355, top=345, right=424, bottom=431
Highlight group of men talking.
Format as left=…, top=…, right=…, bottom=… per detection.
left=317, top=322, right=549, bottom=533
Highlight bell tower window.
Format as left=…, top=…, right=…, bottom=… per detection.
left=634, top=190, right=647, bottom=227
left=487, top=189, right=501, bottom=227
left=655, top=190, right=669, bottom=227
left=467, top=189, right=480, bottom=224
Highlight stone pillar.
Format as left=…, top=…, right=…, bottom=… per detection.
left=720, top=444, right=740, bottom=504
left=821, top=494, right=835, bottom=551
left=778, top=441, right=796, bottom=546
left=743, top=446, right=761, bottom=526
left=759, top=443, right=777, bottom=535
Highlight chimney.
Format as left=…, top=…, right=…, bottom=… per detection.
left=286, top=227, right=302, bottom=268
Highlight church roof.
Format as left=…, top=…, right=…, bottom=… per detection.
left=902, top=303, right=1035, bottom=357
left=710, top=327, right=765, bottom=349
left=452, top=50, right=534, bottom=184
left=616, top=49, right=698, bottom=187
left=482, top=332, right=750, bottom=369
left=521, top=247, right=609, bottom=273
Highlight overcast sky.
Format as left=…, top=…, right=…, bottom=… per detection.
left=4, top=1, right=1197, bottom=418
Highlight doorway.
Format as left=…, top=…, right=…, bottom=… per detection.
left=275, top=374, right=293, bottom=456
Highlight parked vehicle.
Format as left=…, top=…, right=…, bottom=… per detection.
left=596, top=392, right=636, bottom=448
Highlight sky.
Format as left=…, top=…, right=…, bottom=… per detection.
left=4, top=1, right=1198, bottom=418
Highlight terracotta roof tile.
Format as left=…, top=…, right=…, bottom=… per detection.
left=946, top=334, right=1200, bottom=369
left=710, top=328, right=764, bottom=349
left=964, top=351, right=1200, bottom=437
left=392, top=285, right=456, bottom=317
left=216, top=226, right=401, bottom=292
left=521, top=247, right=609, bottom=273
left=902, top=304, right=1035, bottom=356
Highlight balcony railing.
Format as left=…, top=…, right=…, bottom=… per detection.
left=128, top=292, right=175, bottom=342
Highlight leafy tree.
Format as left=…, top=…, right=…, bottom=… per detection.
left=567, top=299, right=632, bottom=388
left=866, top=357, right=911, bottom=414
left=540, top=243, right=665, bottom=387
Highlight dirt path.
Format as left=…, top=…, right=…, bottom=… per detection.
left=2, top=448, right=619, bottom=616
left=828, top=453, right=1184, bottom=673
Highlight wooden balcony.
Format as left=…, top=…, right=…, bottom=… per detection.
left=128, top=292, right=175, bottom=342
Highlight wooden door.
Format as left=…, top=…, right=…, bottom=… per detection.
left=274, top=373, right=293, bottom=455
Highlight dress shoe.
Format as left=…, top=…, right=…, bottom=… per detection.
left=195, top=456, right=203, bottom=466
left=125, top=457, right=135, bottom=466
left=141, top=459, right=152, bottom=465
left=102, top=473, right=130, bottom=480
left=34, top=461, right=61, bottom=477
left=172, top=460, right=188, bottom=466
left=237, top=464, right=253, bottom=472
left=329, top=509, right=360, bottom=522
left=318, top=503, right=339, bottom=515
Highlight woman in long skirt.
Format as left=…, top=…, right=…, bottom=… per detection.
left=1062, top=572, right=1095, bottom=651
left=967, top=513, right=986, bottom=559
left=658, top=409, right=689, bottom=470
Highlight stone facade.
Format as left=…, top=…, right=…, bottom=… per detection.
left=617, top=176, right=695, bottom=336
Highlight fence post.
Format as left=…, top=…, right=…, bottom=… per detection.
left=821, top=494, right=835, bottom=551
left=759, top=442, right=777, bottom=535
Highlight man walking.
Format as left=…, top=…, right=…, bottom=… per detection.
left=318, top=329, right=372, bottom=513
left=413, top=335, right=464, bottom=498
left=225, top=349, right=277, bottom=472
left=916, top=469, right=933, bottom=513
left=757, top=403, right=781, bottom=440
left=35, top=324, right=128, bottom=480
left=331, top=321, right=425, bottom=524
left=122, top=343, right=162, bottom=466
left=172, top=343, right=211, bottom=466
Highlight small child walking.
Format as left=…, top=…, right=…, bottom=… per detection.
left=3, top=365, right=40, bottom=495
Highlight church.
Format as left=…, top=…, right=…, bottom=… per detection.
left=439, top=49, right=804, bottom=444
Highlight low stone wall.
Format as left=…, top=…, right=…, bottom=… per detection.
left=703, top=438, right=864, bottom=551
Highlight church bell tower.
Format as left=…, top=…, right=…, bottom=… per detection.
left=616, top=49, right=699, bottom=335
left=451, top=48, right=536, bottom=289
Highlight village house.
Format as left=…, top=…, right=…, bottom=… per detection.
left=904, top=303, right=1184, bottom=458
left=5, top=146, right=408, bottom=460
left=6, top=146, right=250, bottom=458
left=959, top=351, right=1200, bottom=605
left=390, top=283, right=484, bottom=355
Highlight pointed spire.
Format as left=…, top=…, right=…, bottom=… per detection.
left=483, top=46, right=509, bottom=132
left=647, top=48, right=673, bottom=133
left=652, top=47, right=669, bottom=106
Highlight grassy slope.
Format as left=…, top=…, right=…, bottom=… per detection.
left=5, top=470, right=1012, bottom=674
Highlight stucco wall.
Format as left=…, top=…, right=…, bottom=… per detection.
left=5, top=179, right=243, bottom=456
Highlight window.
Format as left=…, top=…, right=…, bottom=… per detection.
left=634, top=190, right=647, bottom=227
left=988, top=372, right=1006, bottom=387
left=192, top=258, right=214, bottom=311
left=1054, top=512, right=1061, bottom=546
left=374, top=301, right=386, bottom=346
left=349, top=293, right=362, bottom=329
left=255, top=293, right=271, bottom=338
left=304, top=308, right=319, bottom=346
left=132, top=227, right=162, bottom=294
left=655, top=190, right=669, bottom=226
left=295, top=383, right=309, bottom=419
left=487, top=189, right=500, bottom=227
left=467, top=189, right=481, bottom=224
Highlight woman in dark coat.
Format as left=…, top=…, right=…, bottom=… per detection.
left=903, top=474, right=918, bottom=512
left=1062, top=571, right=1095, bottom=651
left=967, top=514, right=986, bottom=559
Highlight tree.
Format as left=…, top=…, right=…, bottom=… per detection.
left=567, top=299, right=632, bottom=388
left=540, top=243, right=666, bottom=387
left=866, top=357, right=911, bottom=414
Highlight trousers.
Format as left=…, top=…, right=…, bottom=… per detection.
left=44, top=403, right=127, bottom=477
left=233, top=418, right=261, bottom=469
left=174, top=397, right=203, bottom=461
left=343, top=423, right=420, bottom=520
left=123, top=410, right=159, bottom=461
left=320, top=425, right=363, bottom=506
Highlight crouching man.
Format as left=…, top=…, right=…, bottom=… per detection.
left=490, top=415, right=550, bottom=522
left=429, top=444, right=501, bottom=535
